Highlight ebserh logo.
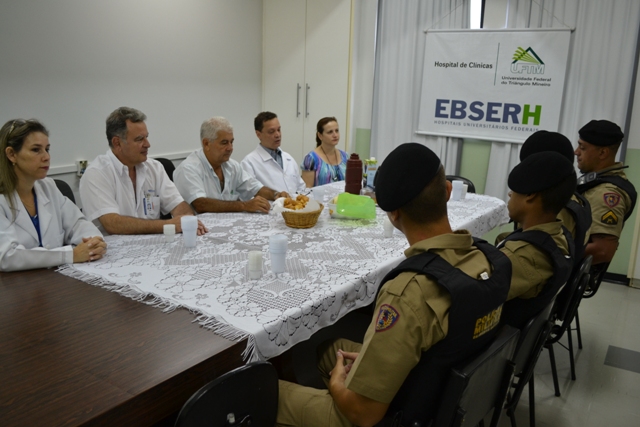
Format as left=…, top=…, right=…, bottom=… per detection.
left=510, top=47, right=545, bottom=74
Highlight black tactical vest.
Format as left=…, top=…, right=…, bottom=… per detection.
left=497, top=227, right=574, bottom=329
left=378, top=238, right=511, bottom=427
left=577, top=171, right=637, bottom=221
left=564, top=192, right=592, bottom=265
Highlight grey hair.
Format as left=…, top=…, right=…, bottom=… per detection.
left=106, top=106, right=147, bottom=147
left=200, top=117, right=233, bottom=141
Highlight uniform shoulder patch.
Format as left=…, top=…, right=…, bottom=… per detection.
left=603, top=192, right=621, bottom=208
left=375, top=304, right=400, bottom=332
left=601, top=210, right=618, bottom=225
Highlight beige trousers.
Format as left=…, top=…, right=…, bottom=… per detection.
left=275, top=339, right=363, bottom=427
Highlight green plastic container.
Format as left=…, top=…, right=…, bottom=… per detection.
left=336, top=193, right=376, bottom=219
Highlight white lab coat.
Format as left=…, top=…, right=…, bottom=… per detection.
left=241, top=145, right=306, bottom=194
left=0, top=178, right=102, bottom=272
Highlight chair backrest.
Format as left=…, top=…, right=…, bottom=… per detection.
left=446, top=176, right=476, bottom=194
left=174, top=361, right=278, bottom=427
left=547, top=256, right=592, bottom=345
left=583, top=261, right=609, bottom=299
left=432, top=325, right=520, bottom=427
left=54, top=179, right=76, bottom=204
left=155, top=157, right=176, bottom=181
left=512, top=299, right=555, bottom=374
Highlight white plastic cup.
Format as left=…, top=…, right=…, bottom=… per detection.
left=312, top=187, right=325, bottom=202
left=248, top=251, right=263, bottom=279
left=451, top=180, right=464, bottom=201
left=269, top=234, right=288, bottom=274
left=461, top=184, right=469, bottom=200
left=181, top=216, right=198, bottom=248
left=163, top=224, right=175, bottom=242
left=383, top=216, right=394, bottom=238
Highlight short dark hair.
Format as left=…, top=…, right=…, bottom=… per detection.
left=539, top=170, right=577, bottom=215
left=254, top=111, right=278, bottom=132
left=399, top=166, right=448, bottom=224
left=106, top=107, right=147, bottom=147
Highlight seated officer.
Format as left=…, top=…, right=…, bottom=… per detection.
left=575, top=120, right=637, bottom=267
left=276, top=143, right=510, bottom=427
left=497, top=152, right=576, bottom=328
left=519, top=130, right=592, bottom=264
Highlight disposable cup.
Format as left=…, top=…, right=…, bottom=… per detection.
left=461, top=184, right=469, bottom=200
left=163, top=224, right=175, bottom=242
left=248, top=251, right=263, bottom=279
left=269, top=235, right=288, bottom=274
left=181, top=216, right=198, bottom=248
left=311, top=187, right=325, bottom=202
left=451, top=180, right=464, bottom=201
left=383, top=216, right=394, bottom=238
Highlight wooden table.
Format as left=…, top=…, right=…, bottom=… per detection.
left=0, top=268, right=245, bottom=427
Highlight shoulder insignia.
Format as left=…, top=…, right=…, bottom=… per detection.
left=375, top=304, right=400, bottom=332
left=601, top=210, right=618, bottom=225
left=603, top=192, right=621, bottom=208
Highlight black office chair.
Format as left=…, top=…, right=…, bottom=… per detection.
left=544, top=255, right=592, bottom=397
left=432, top=325, right=520, bottom=427
left=504, top=300, right=556, bottom=427
left=446, top=176, right=476, bottom=193
left=174, top=361, right=278, bottom=427
left=54, top=179, right=76, bottom=204
left=155, top=157, right=176, bottom=181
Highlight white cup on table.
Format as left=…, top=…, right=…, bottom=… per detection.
left=461, top=184, right=469, bottom=200
left=248, top=251, right=263, bottom=280
left=180, top=216, right=198, bottom=248
left=451, top=180, right=464, bottom=201
left=269, top=234, right=288, bottom=275
left=311, top=187, right=325, bottom=203
left=163, top=224, right=175, bottom=242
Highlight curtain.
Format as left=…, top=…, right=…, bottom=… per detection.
left=484, top=0, right=640, bottom=201
left=370, top=0, right=470, bottom=174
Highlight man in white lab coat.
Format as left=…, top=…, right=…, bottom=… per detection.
left=241, top=112, right=307, bottom=195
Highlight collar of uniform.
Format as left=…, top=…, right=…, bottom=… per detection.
left=404, top=229, right=473, bottom=258
left=196, top=148, right=233, bottom=181
left=597, top=162, right=626, bottom=176
left=259, top=144, right=281, bottom=161
left=522, top=220, right=563, bottom=234
left=107, top=149, right=145, bottom=177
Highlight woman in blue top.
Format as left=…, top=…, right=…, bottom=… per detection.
left=301, top=117, right=348, bottom=187
left=0, top=119, right=107, bottom=271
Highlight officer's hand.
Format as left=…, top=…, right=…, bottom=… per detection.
left=339, top=350, right=359, bottom=375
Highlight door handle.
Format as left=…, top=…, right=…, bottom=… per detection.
left=296, top=84, right=301, bottom=117
left=305, top=84, right=310, bottom=117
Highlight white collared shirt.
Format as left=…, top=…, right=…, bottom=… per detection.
left=173, top=149, right=263, bottom=204
left=79, top=150, right=183, bottom=232
left=241, top=145, right=306, bottom=194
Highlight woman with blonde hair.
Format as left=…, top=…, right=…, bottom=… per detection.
left=301, top=117, right=348, bottom=187
left=0, top=119, right=106, bottom=271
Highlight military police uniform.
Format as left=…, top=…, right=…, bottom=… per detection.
left=578, top=163, right=633, bottom=239
left=276, top=231, right=495, bottom=427
left=499, top=221, right=570, bottom=301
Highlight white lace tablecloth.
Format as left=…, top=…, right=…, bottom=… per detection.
left=58, top=183, right=508, bottom=361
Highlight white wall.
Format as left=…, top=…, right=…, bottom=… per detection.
left=0, top=0, right=263, bottom=186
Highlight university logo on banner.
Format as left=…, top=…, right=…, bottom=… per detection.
left=417, top=29, right=571, bottom=143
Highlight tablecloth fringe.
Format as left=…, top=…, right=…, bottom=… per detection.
left=57, top=264, right=261, bottom=362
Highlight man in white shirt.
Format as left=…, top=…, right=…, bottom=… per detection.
left=241, top=112, right=306, bottom=194
left=79, top=107, right=206, bottom=235
left=174, top=117, right=288, bottom=214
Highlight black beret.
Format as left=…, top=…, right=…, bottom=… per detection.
left=508, top=152, right=574, bottom=194
left=375, top=143, right=441, bottom=211
left=520, top=130, right=574, bottom=162
left=578, top=120, right=624, bottom=146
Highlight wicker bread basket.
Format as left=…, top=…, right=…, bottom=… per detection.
left=281, top=203, right=324, bottom=229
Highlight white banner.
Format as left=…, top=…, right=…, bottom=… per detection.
left=417, top=29, right=572, bottom=143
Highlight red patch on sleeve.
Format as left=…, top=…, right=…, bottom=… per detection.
left=375, top=304, right=400, bottom=332
left=603, top=192, right=621, bottom=208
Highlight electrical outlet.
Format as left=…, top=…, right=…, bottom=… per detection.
left=76, top=160, right=88, bottom=177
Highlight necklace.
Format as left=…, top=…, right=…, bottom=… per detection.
left=320, top=145, right=339, bottom=165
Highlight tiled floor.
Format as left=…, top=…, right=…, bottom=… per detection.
left=500, top=281, right=640, bottom=427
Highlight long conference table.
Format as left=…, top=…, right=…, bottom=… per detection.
left=0, top=183, right=509, bottom=426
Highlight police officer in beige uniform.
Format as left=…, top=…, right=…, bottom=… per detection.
left=574, top=120, right=637, bottom=268
left=497, top=152, right=576, bottom=328
left=276, top=143, right=510, bottom=427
